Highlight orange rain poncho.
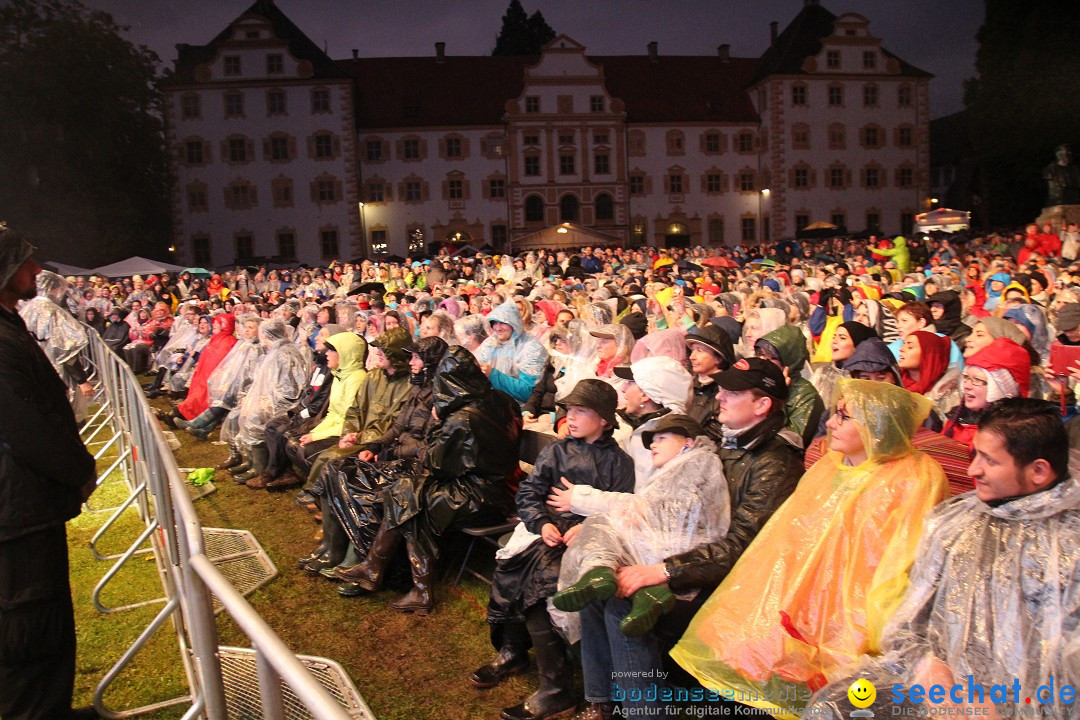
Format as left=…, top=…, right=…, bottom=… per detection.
left=670, top=379, right=948, bottom=718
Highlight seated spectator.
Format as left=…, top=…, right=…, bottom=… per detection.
left=472, top=380, right=634, bottom=720
left=610, top=356, right=693, bottom=485
left=300, top=338, right=446, bottom=580
left=247, top=329, right=367, bottom=490
left=808, top=399, right=1080, bottom=720
left=811, top=321, right=876, bottom=413
left=672, top=379, right=948, bottom=718
left=226, top=319, right=309, bottom=484
left=240, top=324, right=340, bottom=487
left=475, top=299, right=548, bottom=403
left=334, top=346, right=520, bottom=615
left=944, top=338, right=1031, bottom=449
left=899, top=330, right=960, bottom=422
left=550, top=414, right=728, bottom=718
left=684, top=325, right=735, bottom=426
left=157, top=314, right=212, bottom=400
left=454, top=313, right=490, bottom=355
left=755, top=324, right=824, bottom=447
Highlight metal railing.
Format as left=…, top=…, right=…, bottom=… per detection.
left=81, top=330, right=369, bottom=719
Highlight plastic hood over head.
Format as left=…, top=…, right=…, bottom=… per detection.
left=835, top=378, right=930, bottom=463
left=485, top=299, right=524, bottom=339
left=757, top=325, right=808, bottom=374
left=410, top=335, right=449, bottom=386
left=36, top=270, right=69, bottom=305
left=432, top=345, right=492, bottom=418
left=326, top=331, right=367, bottom=377
left=630, top=355, right=693, bottom=414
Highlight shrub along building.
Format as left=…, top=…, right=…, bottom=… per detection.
left=163, top=0, right=931, bottom=266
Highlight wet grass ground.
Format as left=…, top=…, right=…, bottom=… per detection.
left=70, top=396, right=539, bottom=720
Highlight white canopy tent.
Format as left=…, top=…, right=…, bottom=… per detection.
left=44, top=261, right=94, bottom=276
left=89, top=256, right=187, bottom=278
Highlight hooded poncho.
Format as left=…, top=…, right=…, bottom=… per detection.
left=671, top=379, right=948, bottom=718
left=807, top=471, right=1080, bottom=720
left=235, top=318, right=309, bottom=446
left=176, top=313, right=239, bottom=419
left=475, top=300, right=548, bottom=403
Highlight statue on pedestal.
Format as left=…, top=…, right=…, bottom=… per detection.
left=1044, top=144, right=1080, bottom=206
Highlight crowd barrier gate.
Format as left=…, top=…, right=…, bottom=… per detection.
left=79, top=330, right=373, bottom=719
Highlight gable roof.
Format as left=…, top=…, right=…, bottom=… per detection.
left=754, top=1, right=931, bottom=83
left=341, top=54, right=761, bottom=129
left=170, top=0, right=349, bottom=85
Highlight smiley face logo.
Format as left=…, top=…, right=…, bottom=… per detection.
left=848, top=679, right=876, bottom=709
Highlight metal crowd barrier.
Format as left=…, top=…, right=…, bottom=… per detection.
left=79, top=330, right=372, bottom=719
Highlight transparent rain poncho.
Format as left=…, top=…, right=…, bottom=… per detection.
left=557, top=437, right=729, bottom=592
left=154, top=310, right=200, bottom=369
left=206, top=316, right=263, bottom=411
left=553, top=320, right=599, bottom=401
left=671, top=379, right=949, bottom=719
left=235, top=318, right=310, bottom=446
left=807, top=456, right=1080, bottom=720
left=168, top=331, right=212, bottom=393
left=19, top=270, right=88, bottom=374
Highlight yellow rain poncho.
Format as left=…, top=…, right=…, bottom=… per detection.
left=670, top=379, right=948, bottom=718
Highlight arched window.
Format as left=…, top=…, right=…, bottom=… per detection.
left=524, top=195, right=544, bottom=222
left=559, top=194, right=579, bottom=223
left=595, top=193, right=614, bottom=221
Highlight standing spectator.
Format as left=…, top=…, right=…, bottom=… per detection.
left=0, top=228, right=97, bottom=719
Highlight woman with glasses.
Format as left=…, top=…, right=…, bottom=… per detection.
left=672, top=379, right=948, bottom=718
left=943, top=338, right=1031, bottom=448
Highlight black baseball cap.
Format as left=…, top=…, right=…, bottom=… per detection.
left=714, top=357, right=788, bottom=400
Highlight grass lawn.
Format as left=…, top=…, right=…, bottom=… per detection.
left=69, top=397, right=542, bottom=719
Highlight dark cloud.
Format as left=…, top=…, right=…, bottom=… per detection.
left=90, top=0, right=981, bottom=117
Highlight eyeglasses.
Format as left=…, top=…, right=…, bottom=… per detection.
left=961, top=374, right=988, bottom=387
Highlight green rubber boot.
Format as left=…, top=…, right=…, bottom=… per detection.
left=551, top=566, right=617, bottom=613
left=619, top=584, right=676, bottom=637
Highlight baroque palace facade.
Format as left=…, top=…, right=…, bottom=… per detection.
left=164, top=0, right=931, bottom=266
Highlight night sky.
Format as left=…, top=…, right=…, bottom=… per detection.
left=86, top=0, right=983, bottom=118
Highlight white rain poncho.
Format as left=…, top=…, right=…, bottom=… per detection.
left=552, top=438, right=729, bottom=643
left=235, top=318, right=309, bottom=446
left=807, top=468, right=1080, bottom=720
left=19, top=270, right=88, bottom=374
left=206, top=316, right=263, bottom=411
left=154, top=308, right=200, bottom=369
left=558, top=438, right=729, bottom=587
left=168, top=331, right=212, bottom=393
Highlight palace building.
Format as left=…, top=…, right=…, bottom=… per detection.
left=163, top=0, right=931, bottom=266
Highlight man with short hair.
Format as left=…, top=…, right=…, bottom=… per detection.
left=809, top=398, right=1080, bottom=719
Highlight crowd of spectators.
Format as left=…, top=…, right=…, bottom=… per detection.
left=19, top=220, right=1080, bottom=720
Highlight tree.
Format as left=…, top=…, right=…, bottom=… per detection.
left=493, top=0, right=555, bottom=56
left=964, top=0, right=1080, bottom=227
left=0, top=0, right=171, bottom=266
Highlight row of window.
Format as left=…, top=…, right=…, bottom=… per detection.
left=522, top=193, right=616, bottom=223
left=521, top=94, right=607, bottom=115
left=221, top=53, right=286, bottom=78
left=179, top=87, right=332, bottom=121
left=822, top=49, right=889, bottom=73
left=363, top=135, right=505, bottom=163
left=790, top=123, right=915, bottom=150
left=185, top=174, right=344, bottom=212
left=188, top=226, right=341, bottom=266
left=179, top=132, right=341, bottom=166
left=790, top=82, right=913, bottom=109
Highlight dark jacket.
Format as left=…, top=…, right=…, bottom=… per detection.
left=686, top=373, right=721, bottom=426
left=523, top=358, right=559, bottom=416
left=361, top=384, right=433, bottom=462
left=384, top=347, right=522, bottom=546
left=664, top=413, right=804, bottom=592
left=0, top=307, right=95, bottom=543
left=516, top=431, right=635, bottom=536
left=297, top=354, right=333, bottom=418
